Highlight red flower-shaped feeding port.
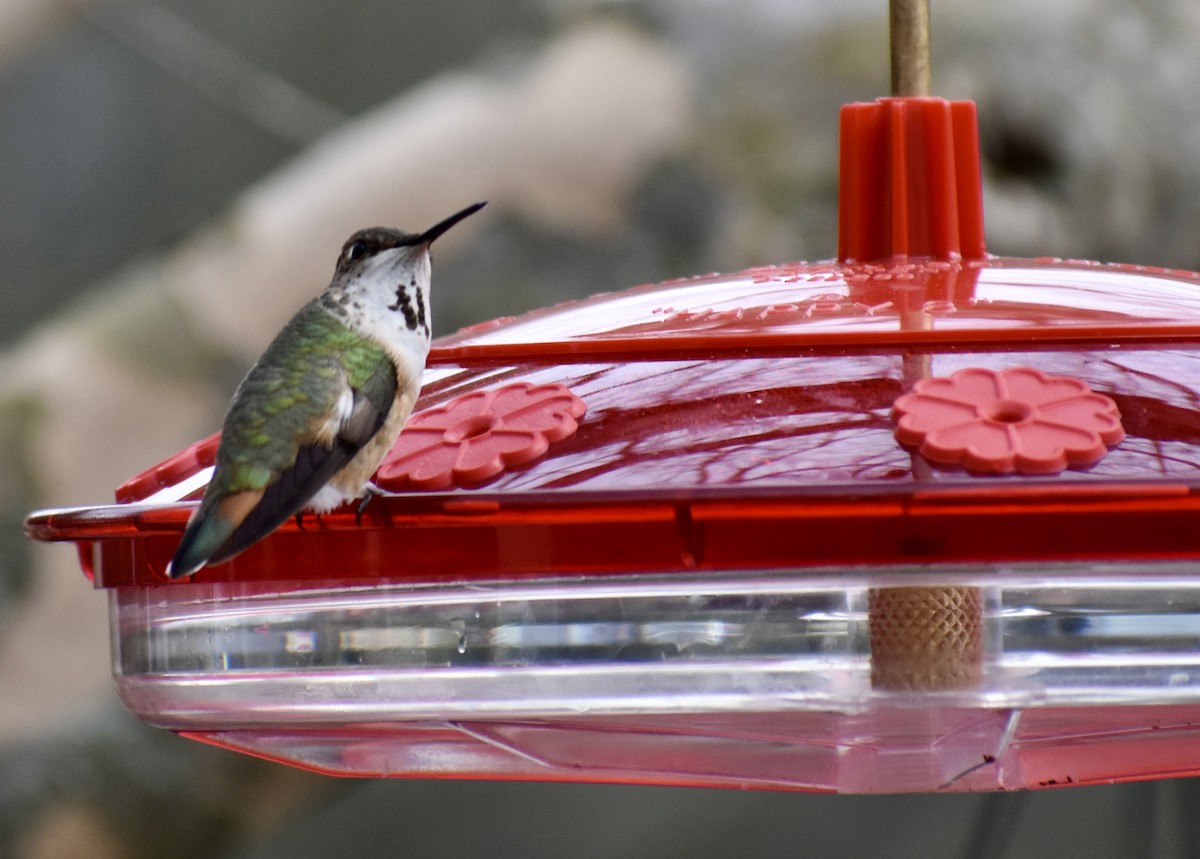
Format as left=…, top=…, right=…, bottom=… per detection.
left=375, top=382, right=587, bottom=490
left=892, top=367, right=1125, bottom=474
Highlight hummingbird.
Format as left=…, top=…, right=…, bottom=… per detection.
left=168, top=201, right=486, bottom=577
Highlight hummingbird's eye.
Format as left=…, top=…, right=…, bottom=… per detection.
left=346, top=240, right=370, bottom=262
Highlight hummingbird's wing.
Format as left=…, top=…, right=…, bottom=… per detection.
left=203, top=356, right=399, bottom=568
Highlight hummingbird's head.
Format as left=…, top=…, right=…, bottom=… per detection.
left=325, top=202, right=485, bottom=342
left=333, top=202, right=487, bottom=282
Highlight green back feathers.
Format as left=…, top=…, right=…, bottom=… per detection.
left=213, top=304, right=390, bottom=494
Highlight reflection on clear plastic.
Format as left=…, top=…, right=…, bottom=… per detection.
left=112, top=564, right=1200, bottom=791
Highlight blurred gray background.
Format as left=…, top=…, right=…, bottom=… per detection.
left=4, top=0, right=1200, bottom=856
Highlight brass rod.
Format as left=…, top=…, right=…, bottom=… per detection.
left=890, top=0, right=931, bottom=96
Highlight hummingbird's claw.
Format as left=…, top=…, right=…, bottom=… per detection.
left=354, top=487, right=378, bottom=526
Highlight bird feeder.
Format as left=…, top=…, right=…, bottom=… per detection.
left=26, top=4, right=1200, bottom=792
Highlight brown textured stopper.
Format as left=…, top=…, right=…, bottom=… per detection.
left=869, top=586, right=982, bottom=691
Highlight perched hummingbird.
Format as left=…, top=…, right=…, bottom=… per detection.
left=168, top=201, right=486, bottom=577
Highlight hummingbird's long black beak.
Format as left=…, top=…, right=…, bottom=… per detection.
left=416, top=201, right=487, bottom=245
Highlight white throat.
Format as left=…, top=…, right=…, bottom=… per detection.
left=323, top=245, right=434, bottom=376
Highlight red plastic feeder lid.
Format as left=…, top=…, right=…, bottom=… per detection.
left=26, top=249, right=1200, bottom=588
left=25, top=97, right=1200, bottom=586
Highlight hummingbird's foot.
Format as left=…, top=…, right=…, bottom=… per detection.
left=355, top=487, right=379, bottom=526
left=294, top=510, right=306, bottom=531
